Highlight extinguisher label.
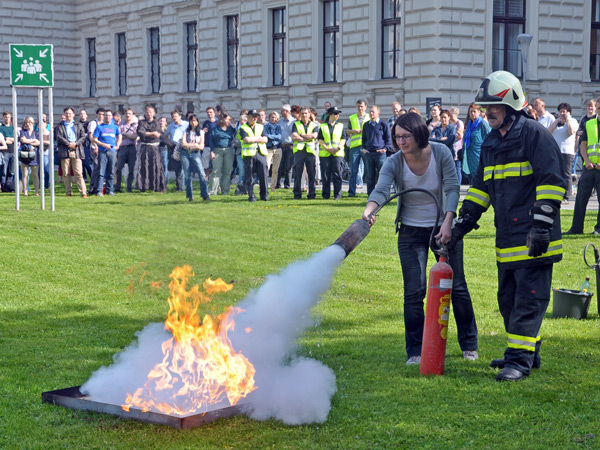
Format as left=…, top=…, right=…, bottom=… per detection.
left=439, top=278, right=453, bottom=290
left=438, top=293, right=451, bottom=329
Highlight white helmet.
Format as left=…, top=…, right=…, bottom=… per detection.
left=474, top=71, right=528, bottom=111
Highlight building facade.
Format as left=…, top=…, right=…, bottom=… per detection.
left=0, top=0, right=598, bottom=121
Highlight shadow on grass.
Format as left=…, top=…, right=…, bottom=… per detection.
left=2, top=302, right=162, bottom=389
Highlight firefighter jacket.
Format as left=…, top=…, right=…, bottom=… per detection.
left=463, top=113, right=566, bottom=269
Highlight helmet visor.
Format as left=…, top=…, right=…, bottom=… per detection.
left=475, top=78, right=506, bottom=104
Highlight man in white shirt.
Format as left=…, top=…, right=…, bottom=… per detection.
left=548, top=102, right=578, bottom=203
left=533, top=98, right=554, bottom=128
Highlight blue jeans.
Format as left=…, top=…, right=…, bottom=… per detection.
left=365, top=151, right=386, bottom=195
left=0, top=151, right=12, bottom=186
left=453, top=160, right=462, bottom=185
left=180, top=150, right=209, bottom=200
left=235, top=152, right=245, bottom=185
left=397, top=224, right=478, bottom=358
left=82, top=146, right=93, bottom=181
left=42, top=154, right=50, bottom=189
left=348, top=146, right=366, bottom=196
left=97, top=150, right=117, bottom=194
left=161, top=148, right=169, bottom=185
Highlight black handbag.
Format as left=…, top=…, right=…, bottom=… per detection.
left=19, top=144, right=36, bottom=164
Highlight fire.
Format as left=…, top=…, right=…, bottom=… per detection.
left=122, top=265, right=256, bottom=415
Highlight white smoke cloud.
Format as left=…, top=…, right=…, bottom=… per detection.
left=81, top=323, right=170, bottom=406
left=81, top=245, right=346, bottom=425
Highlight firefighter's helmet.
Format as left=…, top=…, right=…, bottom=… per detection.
left=474, top=71, right=527, bottom=111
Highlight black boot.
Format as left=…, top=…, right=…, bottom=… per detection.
left=496, top=367, right=528, bottom=382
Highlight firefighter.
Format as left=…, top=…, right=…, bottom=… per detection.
left=449, top=71, right=566, bottom=382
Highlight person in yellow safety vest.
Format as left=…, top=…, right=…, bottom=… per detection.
left=239, top=109, right=269, bottom=202
left=291, top=106, right=319, bottom=199
left=317, top=106, right=347, bottom=200
left=347, top=99, right=370, bottom=197
left=448, top=71, right=567, bottom=382
left=564, top=95, right=600, bottom=235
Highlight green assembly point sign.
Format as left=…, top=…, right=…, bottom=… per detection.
left=9, top=44, right=54, bottom=87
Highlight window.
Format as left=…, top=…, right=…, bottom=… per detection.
left=87, top=38, right=96, bottom=97
left=323, top=0, right=339, bottom=82
left=492, top=0, right=526, bottom=76
left=149, top=27, right=161, bottom=93
left=272, top=8, right=286, bottom=86
left=186, top=21, right=198, bottom=92
left=117, top=33, right=127, bottom=96
left=591, top=0, right=600, bottom=80
left=226, top=15, right=239, bottom=89
left=381, top=0, right=401, bottom=79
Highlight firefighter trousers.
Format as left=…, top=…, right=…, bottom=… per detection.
left=497, top=264, right=553, bottom=374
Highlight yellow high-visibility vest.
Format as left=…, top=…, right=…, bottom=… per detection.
left=585, top=118, right=600, bottom=164
left=293, top=121, right=318, bottom=154
left=240, top=123, right=267, bottom=157
left=348, top=113, right=369, bottom=148
left=319, top=122, right=345, bottom=157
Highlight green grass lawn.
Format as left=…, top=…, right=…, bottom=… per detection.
left=1, top=183, right=599, bottom=450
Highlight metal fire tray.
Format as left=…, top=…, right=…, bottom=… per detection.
left=42, top=386, right=245, bottom=429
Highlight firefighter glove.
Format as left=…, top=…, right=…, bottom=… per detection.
left=526, top=226, right=550, bottom=257
left=447, top=212, right=480, bottom=251
left=530, top=202, right=557, bottom=229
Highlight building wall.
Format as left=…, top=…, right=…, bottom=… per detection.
left=0, top=0, right=79, bottom=120
left=1, top=0, right=597, bottom=123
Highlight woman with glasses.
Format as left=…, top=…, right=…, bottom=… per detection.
left=362, top=112, right=478, bottom=366
left=18, top=116, right=41, bottom=196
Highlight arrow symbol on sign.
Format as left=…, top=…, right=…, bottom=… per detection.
left=15, top=74, right=23, bottom=83
left=14, top=48, right=23, bottom=58
left=40, top=74, right=49, bottom=83
left=39, top=49, right=48, bottom=58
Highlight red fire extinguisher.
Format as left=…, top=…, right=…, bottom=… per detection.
left=420, top=254, right=453, bottom=376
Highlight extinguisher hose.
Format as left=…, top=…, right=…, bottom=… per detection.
left=370, top=188, right=443, bottom=254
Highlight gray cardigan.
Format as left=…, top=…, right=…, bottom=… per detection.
left=367, top=141, right=460, bottom=230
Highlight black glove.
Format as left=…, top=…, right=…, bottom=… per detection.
left=526, top=227, right=550, bottom=257
left=447, top=213, right=480, bottom=251
left=447, top=228, right=464, bottom=252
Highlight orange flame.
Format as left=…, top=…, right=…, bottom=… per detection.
left=122, top=265, right=256, bottom=415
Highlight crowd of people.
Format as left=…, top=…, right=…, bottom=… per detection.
left=0, top=94, right=595, bottom=207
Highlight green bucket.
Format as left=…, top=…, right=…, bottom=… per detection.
left=552, top=288, right=594, bottom=319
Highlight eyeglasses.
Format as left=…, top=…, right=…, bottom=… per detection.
left=394, top=134, right=413, bottom=142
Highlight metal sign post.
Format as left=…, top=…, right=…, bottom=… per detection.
left=38, top=89, right=45, bottom=209
left=12, top=86, right=19, bottom=210
left=48, top=87, right=55, bottom=211
left=9, top=43, right=55, bottom=211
